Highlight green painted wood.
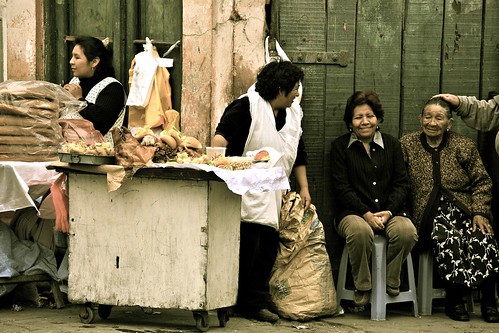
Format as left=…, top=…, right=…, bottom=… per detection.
left=278, top=0, right=328, bottom=221
left=354, top=0, right=404, bottom=138
left=43, top=0, right=69, bottom=85
left=400, top=1, right=444, bottom=136
left=275, top=0, right=497, bottom=275
left=68, top=0, right=126, bottom=84
left=136, top=0, right=183, bottom=112
left=441, top=0, right=482, bottom=139
left=481, top=0, right=499, bottom=98
left=324, top=0, right=358, bottom=278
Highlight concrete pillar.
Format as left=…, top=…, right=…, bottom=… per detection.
left=0, top=0, right=40, bottom=80
left=181, top=0, right=266, bottom=147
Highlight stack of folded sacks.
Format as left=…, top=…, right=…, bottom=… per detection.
left=0, top=81, right=69, bottom=162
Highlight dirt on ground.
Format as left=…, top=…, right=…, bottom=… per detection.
left=1, top=298, right=498, bottom=333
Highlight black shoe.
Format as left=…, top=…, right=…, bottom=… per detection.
left=481, top=306, right=499, bottom=323
left=445, top=304, right=470, bottom=321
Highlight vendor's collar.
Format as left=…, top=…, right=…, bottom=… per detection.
left=347, top=131, right=384, bottom=149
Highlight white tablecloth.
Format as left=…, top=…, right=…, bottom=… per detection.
left=151, top=162, right=290, bottom=195
left=0, top=161, right=60, bottom=213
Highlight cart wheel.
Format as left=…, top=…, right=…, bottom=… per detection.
left=193, top=310, right=209, bottom=332
left=79, top=304, right=95, bottom=324
left=217, top=308, right=230, bottom=327
left=98, top=304, right=112, bottom=319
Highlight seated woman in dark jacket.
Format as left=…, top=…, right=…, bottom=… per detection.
left=331, top=90, right=418, bottom=308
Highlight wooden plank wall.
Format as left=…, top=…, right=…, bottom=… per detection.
left=401, top=1, right=443, bottom=135
left=277, top=0, right=499, bottom=275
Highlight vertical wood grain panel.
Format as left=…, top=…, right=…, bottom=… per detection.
left=324, top=0, right=358, bottom=277
left=441, top=0, right=482, bottom=138
left=481, top=0, right=499, bottom=97
left=67, top=0, right=127, bottom=84
left=278, top=0, right=327, bottom=219
left=137, top=0, right=183, bottom=112
left=400, top=0, right=444, bottom=136
left=354, top=0, right=404, bottom=138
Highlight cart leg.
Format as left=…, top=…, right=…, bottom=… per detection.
left=79, top=302, right=95, bottom=324
left=217, top=307, right=230, bottom=327
left=192, top=310, right=210, bottom=332
left=98, top=304, right=113, bottom=319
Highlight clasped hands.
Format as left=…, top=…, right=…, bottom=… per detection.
left=363, top=211, right=392, bottom=231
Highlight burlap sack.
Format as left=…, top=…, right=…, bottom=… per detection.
left=269, top=191, right=338, bottom=321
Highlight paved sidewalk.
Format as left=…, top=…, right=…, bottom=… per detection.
left=1, top=301, right=498, bottom=333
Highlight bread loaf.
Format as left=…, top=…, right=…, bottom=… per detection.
left=0, top=80, right=68, bottom=161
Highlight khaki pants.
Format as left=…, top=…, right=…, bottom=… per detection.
left=337, top=215, right=417, bottom=291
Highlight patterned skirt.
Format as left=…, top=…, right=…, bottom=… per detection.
left=431, top=195, right=499, bottom=287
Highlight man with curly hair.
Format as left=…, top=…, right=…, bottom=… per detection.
left=211, top=61, right=311, bottom=323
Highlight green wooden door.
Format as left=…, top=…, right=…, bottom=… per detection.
left=43, top=0, right=182, bottom=112
left=275, top=0, right=499, bottom=272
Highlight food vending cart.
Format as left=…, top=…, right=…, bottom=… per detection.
left=58, top=166, right=244, bottom=332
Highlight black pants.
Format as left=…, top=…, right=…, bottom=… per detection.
left=236, top=222, right=279, bottom=314
left=445, top=274, right=497, bottom=308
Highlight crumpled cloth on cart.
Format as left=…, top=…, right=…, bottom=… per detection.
left=0, top=161, right=60, bottom=213
left=151, top=162, right=290, bottom=195
left=48, top=161, right=290, bottom=195
left=0, top=222, right=59, bottom=298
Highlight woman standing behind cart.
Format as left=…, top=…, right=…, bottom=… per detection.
left=211, top=60, right=311, bottom=323
left=63, top=36, right=127, bottom=139
left=400, top=97, right=499, bottom=323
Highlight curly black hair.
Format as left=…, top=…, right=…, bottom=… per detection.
left=255, top=61, right=304, bottom=101
left=343, top=90, right=384, bottom=130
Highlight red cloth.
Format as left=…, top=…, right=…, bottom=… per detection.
left=50, top=173, right=69, bottom=233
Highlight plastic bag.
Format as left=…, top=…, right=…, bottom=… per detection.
left=0, top=80, right=85, bottom=162
left=50, top=173, right=69, bottom=233
left=58, top=118, right=106, bottom=145
left=270, top=191, right=338, bottom=321
left=127, top=47, right=174, bottom=129
left=126, top=50, right=157, bottom=108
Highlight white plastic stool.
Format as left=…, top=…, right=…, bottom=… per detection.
left=336, top=234, right=419, bottom=320
left=417, top=250, right=474, bottom=315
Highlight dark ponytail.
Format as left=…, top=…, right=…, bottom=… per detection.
left=74, top=36, right=115, bottom=79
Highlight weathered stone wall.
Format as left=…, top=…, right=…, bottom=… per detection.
left=182, top=0, right=266, bottom=146
left=0, top=0, right=41, bottom=80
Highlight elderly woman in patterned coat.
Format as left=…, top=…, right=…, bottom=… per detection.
left=400, top=97, right=499, bottom=323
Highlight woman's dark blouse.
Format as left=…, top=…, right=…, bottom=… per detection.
left=214, top=96, right=307, bottom=166
left=77, top=76, right=127, bottom=135
left=330, top=131, right=410, bottom=224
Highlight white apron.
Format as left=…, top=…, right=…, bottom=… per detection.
left=240, top=84, right=303, bottom=230
left=62, top=77, right=126, bottom=142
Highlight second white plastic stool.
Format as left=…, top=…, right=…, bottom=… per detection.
left=336, top=234, right=419, bottom=320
